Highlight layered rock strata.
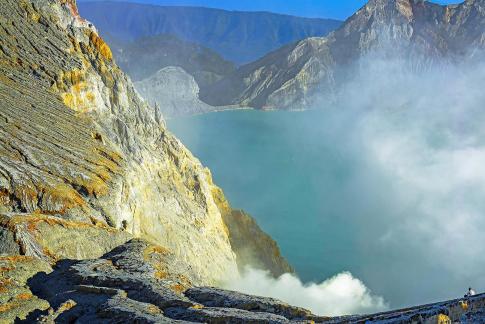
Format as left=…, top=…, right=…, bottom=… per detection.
left=0, top=0, right=290, bottom=291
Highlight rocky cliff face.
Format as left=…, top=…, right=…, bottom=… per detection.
left=135, top=67, right=226, bottom=118
left=0, top=0, right=292, bottom=296
left=0, top=0, right=484, bottom=322
left=201, top=0, right=485, bottom=109
left=0, top=0, right=238, bottom=286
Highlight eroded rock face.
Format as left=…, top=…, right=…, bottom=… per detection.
left=0, top=0, right=237, bottom=285
left=135, top=67, right=221, bottom=118
left=0, top=256, right=51, bottom=323
left=0, top=0, right=294, bottom=295
left=201, top=0, right=485, bottom=109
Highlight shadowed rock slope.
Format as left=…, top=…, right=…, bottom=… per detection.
left=0, top=0, right=292, bottom=317
left=222, top=210, right=293, bottom=277
left=201, top=0, right=485, bottom=109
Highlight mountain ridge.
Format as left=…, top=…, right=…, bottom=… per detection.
left=201, top=0, right=485, bottom=109
left=78, top=1, right=342, bottom=63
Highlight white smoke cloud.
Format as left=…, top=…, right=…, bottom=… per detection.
left=224, top=54, right=485, bottom=311
left=224, top=267, right=387, bottom=316
left=172, top=50, right=485, bottom=307
left=329, top=52, right=485, bottom=300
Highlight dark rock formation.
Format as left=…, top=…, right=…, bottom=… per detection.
left=2, top=239, right=484, bottom=323
left=201, top=0, right=485, bottom=109
left=13, top=240, right=322, bottom=323
left=184, top=287, right=312, bottom=320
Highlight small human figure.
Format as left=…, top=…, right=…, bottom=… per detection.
left=464, top=287, right=476, bottom=298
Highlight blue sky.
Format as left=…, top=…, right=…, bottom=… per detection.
left=78, top=0, right=463, bottom=20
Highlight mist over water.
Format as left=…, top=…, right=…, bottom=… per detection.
left=168, top=55, right=485, bottom=311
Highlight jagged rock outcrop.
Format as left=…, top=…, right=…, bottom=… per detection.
left=201, top=0, right=485, bottom=109
left=135, top=67, right=226, bottom=118
left=2, top=240, right=484, bottom=323
left=0, top=240, right=324, bottom=323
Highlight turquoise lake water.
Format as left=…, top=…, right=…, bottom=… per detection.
left=168, top=108, right=483, bottom=308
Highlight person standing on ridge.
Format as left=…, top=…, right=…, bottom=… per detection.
left=465, top=287, right=476, bottom=298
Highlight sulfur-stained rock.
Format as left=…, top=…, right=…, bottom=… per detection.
left=0, top=213, right=132, bottom=262
left=0, top=256, right=51, bottom=322
left=0, top=0, right=296, bottom=291
left=0, top=0, right=238, bottom=286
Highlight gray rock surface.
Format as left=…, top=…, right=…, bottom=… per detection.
left=135, top=67, right=224, bottom=118
left=184, top=287, right=313, bottom=320
left=2, top=239, right=483, bottom=323
left=18, top=240, right=312, bottom=323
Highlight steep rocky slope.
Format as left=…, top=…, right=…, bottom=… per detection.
left=134, top=67, right=228, bottom=118
left=0, top=0, right=237, bottom=285
left=0, top=0, right=290, bottom=303
left=78, top=1, right=342, bottom=64
left=202, top=0, right=485, bottom=109
left=0, top=0, right=484, bottom=322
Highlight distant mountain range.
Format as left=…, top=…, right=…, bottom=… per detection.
left=78, top=1, right=342, bottom=64
left=201, top=0, right=485, bottom=109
